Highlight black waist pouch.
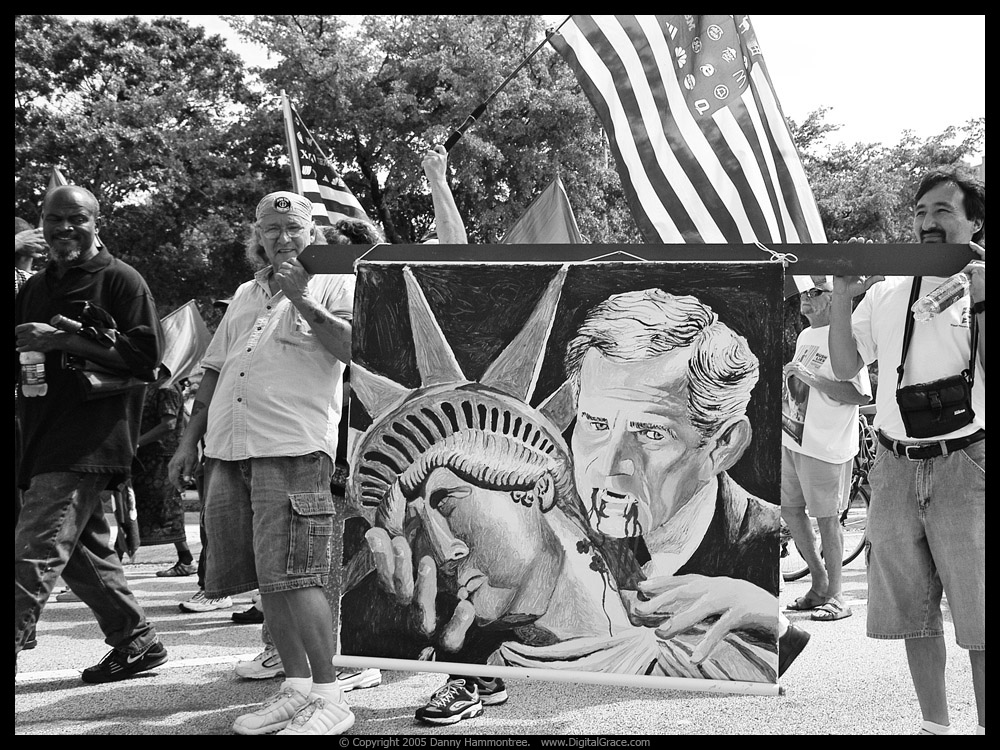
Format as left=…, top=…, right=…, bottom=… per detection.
left=896, top=373, right=974, bottom=439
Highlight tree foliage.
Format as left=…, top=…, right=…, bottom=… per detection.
left=228, top=14, right=638, bottom=244
left=15, top=14, right=984, bottom=325
left=14, top=14, right=275, bottom=316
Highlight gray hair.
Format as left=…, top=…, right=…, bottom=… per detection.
left=563, top=289, right=759, bottom=443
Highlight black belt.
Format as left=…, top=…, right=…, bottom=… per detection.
left=878, top=429, right=985, bottom=460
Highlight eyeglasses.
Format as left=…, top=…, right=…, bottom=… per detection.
left=803, top=288, right=829, bottom=298
left=260, top=224, right=308, bottom=239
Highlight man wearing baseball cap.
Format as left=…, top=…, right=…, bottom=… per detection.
left=781, top=275, right=871, bottom=623
left=169, top=190, right=357, bottom=735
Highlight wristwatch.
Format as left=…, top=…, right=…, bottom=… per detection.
left=971, top=300, right=985, bottom=315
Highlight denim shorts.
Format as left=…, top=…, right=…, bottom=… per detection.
left=865, top=439, right=984, bottom=649
left=781, top=446, right=852, bottom=519
left=202, top=453, right=336, bottom=597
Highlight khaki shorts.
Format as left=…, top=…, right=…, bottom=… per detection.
left=781, top=446, right=852, bottom=519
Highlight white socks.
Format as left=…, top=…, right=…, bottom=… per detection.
left=311, top=680, right=345, bottom=703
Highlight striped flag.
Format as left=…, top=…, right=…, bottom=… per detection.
left=550, top=15, right=826, bottom=250
left=502, top=174, right=585, bottom=244
left=281, top=93, right=370, bottom=226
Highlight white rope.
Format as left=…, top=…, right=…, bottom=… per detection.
left=583, top=250, right=649, bottom=263
left=353, top=242, right=389, bottom=271
left=754, top=241, right=797, bottom=267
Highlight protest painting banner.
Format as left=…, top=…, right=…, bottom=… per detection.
left=338, top=258, right=784, bottom=695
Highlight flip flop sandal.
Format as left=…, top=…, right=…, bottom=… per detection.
left=786, top=591, right=826, bottom=611
left=811, top=599, right=853, bottom=621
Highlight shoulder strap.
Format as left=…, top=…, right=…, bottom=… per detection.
left=896, top=277, right=923, bottom=390
left=897, top=277, right=979, bottom=390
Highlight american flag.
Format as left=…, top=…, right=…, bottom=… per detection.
left=282, top=95, right=370, bottom=226
left=550, top=15, right=826, bottom=247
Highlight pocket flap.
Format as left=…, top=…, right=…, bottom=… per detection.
left=288, top=492, right=334, bottom=516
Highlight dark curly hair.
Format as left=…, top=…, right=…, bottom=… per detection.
left=324, top=218, right=384, bottom=246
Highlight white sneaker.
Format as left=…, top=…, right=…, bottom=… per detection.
left=235, top=645, right=285, bottom=680
left=232, top=686, right=309, bottom=735
left=336, top=667, right=382, bottom=691
left=276, top=695, right=355, bottom=736
left=179, top=589, right=233, bottom=613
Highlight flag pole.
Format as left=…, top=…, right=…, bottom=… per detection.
left=444, top=16, right=571, bottom=152
left=280, top=90, right=304, bottom=194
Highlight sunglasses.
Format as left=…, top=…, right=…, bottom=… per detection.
left=803, top=288, right=829, bottom=298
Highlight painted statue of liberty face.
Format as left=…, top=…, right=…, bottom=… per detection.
left=412, top=466, right=562, bottom=626
left=572, top=346, right=713, bottom=539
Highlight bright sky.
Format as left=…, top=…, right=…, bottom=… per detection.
left=60, top=14, right=986, bottom=158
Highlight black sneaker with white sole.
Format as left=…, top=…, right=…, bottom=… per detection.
left=81, top=640, right=168, bottom=683
left=415, top=679, right=484, bottom=725
left=467, top=676, right=508, bottom=705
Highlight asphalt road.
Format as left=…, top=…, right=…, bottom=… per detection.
left=14, top=513, right=980, bottom=735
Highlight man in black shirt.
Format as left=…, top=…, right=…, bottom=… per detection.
left=15, top=185, right=167, bottom=682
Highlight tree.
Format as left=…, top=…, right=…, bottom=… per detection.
left=789, top=110, right=985, bottom=243
left=15, top=15, right=279, bottom=314
left=227, top=14, right=641, bottom=245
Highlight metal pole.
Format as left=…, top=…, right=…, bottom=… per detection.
left=444, top=16, right=572, bottom=152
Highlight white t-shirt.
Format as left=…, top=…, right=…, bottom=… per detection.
left=782, top=324, right=871, bottom=463
left=851, top=276, right=985, bottom=441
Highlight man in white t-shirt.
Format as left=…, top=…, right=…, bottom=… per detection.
left=781, top=276, right=871, bottom=623
left=828, top=166, right=985, bottom=736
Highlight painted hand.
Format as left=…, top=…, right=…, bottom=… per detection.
left=365, top=527, right=476, bottom=653
left=630, top=574, right=777, bottom=665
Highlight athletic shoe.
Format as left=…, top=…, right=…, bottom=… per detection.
left=81, top=640, right=168, bottom=684
left=276, top=695, right=355, bottom=736
left=55, top=588, right=81, bottom=603
left=336, top=667, right=382, bottom=691
left=415, top=678, right=484, bottom=725
left=156, top=561, right=196, bottom=577
left=232, top=686, right=309, bottom=735
left=231, top=604, right=265, bottom=624
left=472, top=676, right=508, bottom=705
left=179, top=589, right=233, bottom=613
left=235, top=645, right=285, bottom=680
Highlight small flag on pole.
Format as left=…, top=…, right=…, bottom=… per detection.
left=281, top=92, right=370, bottom=226
left=48, top=166, right=69, bottom=191
left=550, top=15, right=825, bottom=269
left=38, top=167, right=72, bottom=230
left=502, top=175, right=585, bottom=244
left=159, top=300, right=212, bottom=389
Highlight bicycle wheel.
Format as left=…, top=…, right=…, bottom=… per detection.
left=841, top=476, right=869, bottom=567
left=780, top=480, right=869, bottom=582
left=780, top=533, right=812, bottom=582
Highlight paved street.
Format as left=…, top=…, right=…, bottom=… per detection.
left=14, top=513, right=979, bottom=735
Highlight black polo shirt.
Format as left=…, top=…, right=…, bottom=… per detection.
left=15, top=248, right=163, bottom=488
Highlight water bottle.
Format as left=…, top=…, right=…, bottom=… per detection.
left=911, top=273, right=969, bottom=323
left=20, top=351, right=48, bottom=397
